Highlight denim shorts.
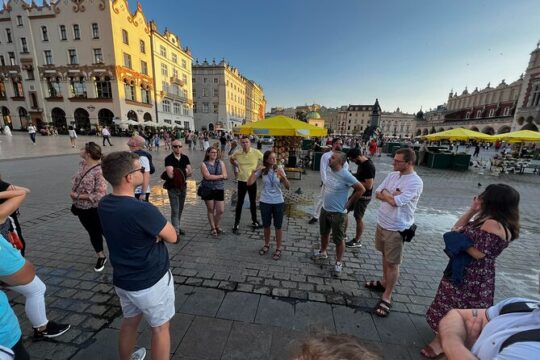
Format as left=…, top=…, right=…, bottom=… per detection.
left=259, top=202, right=285, bottom=229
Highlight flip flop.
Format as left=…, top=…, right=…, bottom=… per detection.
left=259, top=245, right=270, bottom=256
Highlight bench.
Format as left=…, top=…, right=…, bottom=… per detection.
left=285, top=167, right=303, bottom=180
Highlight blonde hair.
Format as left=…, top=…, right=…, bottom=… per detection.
left=293, top=334, right=380, bottom=360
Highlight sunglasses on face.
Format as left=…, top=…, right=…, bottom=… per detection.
left=172, top=145, right=182, bottom=148
left=125, top=167, right=145, bottom=177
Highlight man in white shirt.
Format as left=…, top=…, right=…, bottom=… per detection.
left=127, top=136, right=150, bottom=202
left=27, top=124, right=36, bottom=144
left=366, top=148, right=423, bottom=317
left=102, top=126, right=113, bottom=146
left=308, top=138, right=349, bottom=224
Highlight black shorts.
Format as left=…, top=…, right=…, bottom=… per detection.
left=201, top=189, right=224, bottom=201
left=353, top=199, right=371, bottom=219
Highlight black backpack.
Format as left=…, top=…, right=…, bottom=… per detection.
left=133, top=149, right=155, bottom=174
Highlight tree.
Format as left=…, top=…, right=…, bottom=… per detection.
left=295, top=111, right=307, bottom=122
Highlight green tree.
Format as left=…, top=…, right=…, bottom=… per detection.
left=295, top=111, right=307, bottom=122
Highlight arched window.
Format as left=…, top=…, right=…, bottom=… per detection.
left=127, top=110, right=138, bottom=121
left=74, top=108, right=90, bottom=130
left=98, top=108, right=114, bottom=127
left=143, top=112, right=152, bottom=122
left=51, top=107, right=67, bottom=129
left=141, top=84, right=150, bottom=104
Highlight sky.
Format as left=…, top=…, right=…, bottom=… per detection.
left=99, top=1, right=540, bottom=113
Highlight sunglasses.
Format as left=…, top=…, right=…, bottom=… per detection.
left=125, top=167, right=145, bottom=177
left=172, top=145, right=183, bottom=148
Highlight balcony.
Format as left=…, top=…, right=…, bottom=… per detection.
left=163, top=91, right=189, bottom=103
left=170, top=77, right=185, bottom=86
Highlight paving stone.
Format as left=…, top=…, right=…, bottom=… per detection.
left=218, top=280, right=238, bottom=291
left=269, top=327, right=304, bottom=360
left=247, top=276, right=264, bottom=285
left=180, top=287, right=225, bottom=317
left=294, top=301, right=335, bottom=332
left=203, top=279, right=221, bottom=288
left=308, top=292, right=326, bottom=302
left=175, top=317, right=232, bottom=359
left=298, top=283, right=315, bottom=291
left=264, top=279, right=281, bottom=287
left=255, top=295, right=295, bottom=329
left=222, top=322, right=273, bottom=360
left=333, top=305, right=380, bottom=342
left=253, top=286, right=272, bottom=296
left=217, top=292, right=260, bottom=323
left=373, top=311, right=424, bottom=347
left=137, top=313, right=195, bottom=353
left=63, top=313, right=87, bottom=327
left=184, top=277, right=204, bottom=286
left=326, top=294, right=346, bottom=305
left=235, top=283, right=254, bottom=292
left=289, top=290, right=308, bottom=300
left=271, top=288, right=290, bottom=298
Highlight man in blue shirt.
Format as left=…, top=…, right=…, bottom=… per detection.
left=312, top=152, right=365, bottom=276
left=99, top=151, right=178, bottom=360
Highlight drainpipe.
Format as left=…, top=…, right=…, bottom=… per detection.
left=149, top=21, right=159, bottom=126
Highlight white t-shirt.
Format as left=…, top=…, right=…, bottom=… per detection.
left=376, top=171, right=423, bottom=231
left=102, top=128, right=110, bottom=136
left=135, top=155, right=151, bottom=194
left=68, top=129, right=77, bottom=138
left=320, top=151, right=349, bottom=185
left=27, top=125, right=36, bottom=134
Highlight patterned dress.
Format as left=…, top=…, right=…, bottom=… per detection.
left=426, top=223, right=509, bottom=331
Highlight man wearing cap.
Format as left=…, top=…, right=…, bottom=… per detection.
left=127, top=136, right=151, bottom=202
left=346, top=148, right=376, bottom=248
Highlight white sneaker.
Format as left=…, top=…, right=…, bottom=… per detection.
left=312, top=250, right=328, bottom=260
left=334, top=262, right=343, bottom=275
left=131, top=348, right=146, bottom=360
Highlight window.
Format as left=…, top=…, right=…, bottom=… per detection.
left=73, top=24, right=80, bottom=40
left=12, top=78, right=23, bottom=97
left=141, top=85, right=150, bottom=104
left=213, top=102, right=218, bottom=113
left=140, top=60, right=148, bottom=75
left=124, top=79, right=135, bottom=101
left=8, top=52, right=16, bottom=65
left=202, top=88, right=207, bottom=97
left=476, top=110, right=482, bottom=118
left=93, top=48, right=103, bottom=64
left=20, top=38, right=28, bottom=53
left=192, top=77, right=196, bottom=83
left=123, top=53, right=132, bottom=69
left=139, top=40, right=145, bottom=53
left=122, top=29, right=128, bottom=44
left=68, top=49, right=78, bottom=64
left=6, top=29, right=12, bottom=43
left=41, top=26, right=48, bottom=41
left=46, top=77, right=61, bottom=97
left=193, top=102, right=197, bottom=113
left=60, top=25, right=67, bottom=40
left=162, top=81, right=169, bottom=93
left=182, top=74, right=187, bottom=84
left=184, top=121, right=190, bottom=129
left=531, top=84, right=540, bottom=107
left=203, top=102, right=209, bottom=113
left=161, top=63, right=168, bottom=76
left=160, top=46, right=166, bottom=57
left=172, top=69, right=178, bottom=79
left=162, top=100, right=171, bottom=113
left=213, top=78, right=218, bottom=83
left=503, top=107, right=510, bottom=116
left=183, top=89, right=188, bottom=98
left=70, top=76, right=86, bottom=97
left=213, top=88, right=218, bottom=97
left=172, top=53, right=177, bottom=63
left=0, top=56, right=4, bottom=66
left=44, top=50, right=53, bottom=65
left=465, top=112, right=471, bottom=120
left=91, top=23, right=99, bottom=39
left=95, top=76, right=112, bottom=99
left=171, top=84, right=179, bottom=96
left=16, top=16, right=22, bottom=26
left=173, top=102, right=181, bottom=114
left=203, top=77, right=207, bottom=83
left=192, top=88, right=196, bottom=97
left=182, top=59, right=187, bottom=69
left=488, top=108, right=495, bottom=117
left=26, top=69, right=34, bottom=80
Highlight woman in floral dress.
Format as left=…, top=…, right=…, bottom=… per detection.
left=420, top=184, right=520, bottom=359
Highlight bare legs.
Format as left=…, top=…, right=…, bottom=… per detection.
left=354, top=218, right=365, bottom=242
left=205, top=200, right=224, bottom=231
left=119, top=314, right=170, bottom=360
left=380, top=254, right=400, bottom=302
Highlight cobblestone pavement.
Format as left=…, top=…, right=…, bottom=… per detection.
left=1, top=134, right=539, bottom=359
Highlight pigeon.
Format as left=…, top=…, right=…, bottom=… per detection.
left=478, top=183, right=482, bottom=187
left=295, top=187, right=303, bottom=195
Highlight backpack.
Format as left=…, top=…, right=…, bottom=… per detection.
left=133, top=149, right=155, bottom=174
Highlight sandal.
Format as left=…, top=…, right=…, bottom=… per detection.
left=272, top=249, right=282, bottom=260
left=210, top=228, right=218, bottom=237
left=420, top=345, right=444, bottom=359
left=259, top=245, right=270, bottom=256
left=374, top=298, right=392, bottom=317
left=365, top=280, right=386, bottom=292
left=216, top=228, right=225, bottom=234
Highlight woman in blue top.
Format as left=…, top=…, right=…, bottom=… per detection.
left=200, top=147, right=228, bottom=236
left=248, top=151, right=290, bottom=260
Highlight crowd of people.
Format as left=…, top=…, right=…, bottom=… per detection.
left=1, top=130, right=538, bottom=359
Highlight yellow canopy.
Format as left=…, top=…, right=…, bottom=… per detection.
left=493, top=130, right=540, bottom=143
left=237, top=116, right=328, bottom=137
left=423, top=128, right=494, bottom=141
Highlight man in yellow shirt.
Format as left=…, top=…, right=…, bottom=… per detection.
left=230, top=136, right=263, bottom=234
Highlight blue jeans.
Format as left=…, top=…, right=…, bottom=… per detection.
left=167, top=188, right=186, bottom=232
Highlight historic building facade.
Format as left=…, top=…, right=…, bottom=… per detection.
left=0, top=0, right=196, bottom=132
left=513, top=42, right=540, bottom=132
left=192, top=59, right=265, bottom=131
left=150, top=23, right=194, bottom=130
left=380, top=108, right=416, bottom=138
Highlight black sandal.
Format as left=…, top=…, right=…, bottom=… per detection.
left=374, top=298, right=392, bottom=317
left=365, top=280, right=386, bottom=292
left=259, top=245, right=270, bottom=256
left=272, top=249, right=282, bottom=260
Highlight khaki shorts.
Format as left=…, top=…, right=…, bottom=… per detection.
left=375, top=225, right=404, bottom=264
left=115, top=270, right=175, bottom=327
left=320, top=208, right=348, bottom=244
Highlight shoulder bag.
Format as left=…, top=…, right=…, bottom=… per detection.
left=71, top=164, right=100, bottom=216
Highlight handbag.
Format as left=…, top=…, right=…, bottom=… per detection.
left=6, top=217, right=23, bottom=250
left=399, top=223, right=417, bottom=242
left=71, top=164, right=100, bottom=215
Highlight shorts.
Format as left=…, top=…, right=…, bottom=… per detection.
left=375, top=225, right=404, bottom=264
left=319, top=208, right=348, bottom=244
left=260, top=202, right=284, bottom=229
left=115, top=270, right=175, bottom=328
left=353, top=199, right=371, bottom=219
left=201, top=189, right=224, bottom=201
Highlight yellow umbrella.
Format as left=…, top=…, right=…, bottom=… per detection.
left=238, top=115, right=327, bottom=137
left=493, top=130, right=540, bottom=143
left=423, top=127, right=495, bottom=142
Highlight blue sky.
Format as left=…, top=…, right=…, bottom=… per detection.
left=139, top=0, right=537, bottom=113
